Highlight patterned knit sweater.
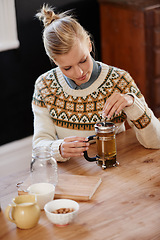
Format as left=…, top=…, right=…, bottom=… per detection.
left=32, top=62, right=160, bottom=162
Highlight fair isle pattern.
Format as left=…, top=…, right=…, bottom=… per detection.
left=131, top=111, right=151, bottom=129
left=32, top=66, right=143, bottom=131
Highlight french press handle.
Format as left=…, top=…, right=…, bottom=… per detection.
left=83, top=135, right=97, bottom=162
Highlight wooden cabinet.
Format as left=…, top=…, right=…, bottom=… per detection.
left=98, top=0, right=160, bottom=117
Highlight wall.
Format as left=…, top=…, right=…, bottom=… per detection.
left=0, top=0, right=100, bottom=145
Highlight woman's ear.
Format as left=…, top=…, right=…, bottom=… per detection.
left=88, top=38, right=92, bottom=53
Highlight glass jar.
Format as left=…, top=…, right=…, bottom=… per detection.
left=30, top=146, right=58, bottom=187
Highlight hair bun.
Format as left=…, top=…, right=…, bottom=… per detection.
left=36, top=4, right=60, bottom=27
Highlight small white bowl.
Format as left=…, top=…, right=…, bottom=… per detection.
left=44, top=199, right=79, bottom=227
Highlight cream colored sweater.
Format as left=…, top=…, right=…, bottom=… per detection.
left=32, top=62, right=160, bottom=162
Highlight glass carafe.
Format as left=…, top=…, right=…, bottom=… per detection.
left=30, top=146, right=58, bottom=187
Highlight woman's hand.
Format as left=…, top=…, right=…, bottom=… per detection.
left=102, top=93, right=134, bottom=119
left=59, top=136, right=89, bottom=158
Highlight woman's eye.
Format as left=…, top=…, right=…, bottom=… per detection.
left=80, top=58, right=87, bottom=64
left=63, top=58, right=87, bottom=71
left=64, top=66, right=71, bottom=71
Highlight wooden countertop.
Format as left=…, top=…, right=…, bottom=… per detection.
left=1, top=128, right=160, bottom=240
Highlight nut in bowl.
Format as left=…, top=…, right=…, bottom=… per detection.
left=44, top=199, right=79, bottom=227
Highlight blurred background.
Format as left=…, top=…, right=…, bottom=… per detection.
left=1, top=0, right=160, bottom=146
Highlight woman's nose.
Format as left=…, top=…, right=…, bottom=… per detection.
left=74, top=66, right=83, bottom=77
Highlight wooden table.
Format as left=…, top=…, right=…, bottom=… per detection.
left=1, top=128, right=160, bottom=240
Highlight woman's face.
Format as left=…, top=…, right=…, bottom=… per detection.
left=54, top=38, right=93, bottom=86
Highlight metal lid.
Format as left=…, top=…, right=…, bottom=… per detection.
left=95, top=121, right=117, bottom=133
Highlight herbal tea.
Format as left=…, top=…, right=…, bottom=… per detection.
left=96, top=131, right=116, bottom=160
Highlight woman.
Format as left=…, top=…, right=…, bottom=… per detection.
left=32, top=4, right=160, bottom=162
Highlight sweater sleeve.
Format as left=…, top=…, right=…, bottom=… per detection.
left=123, top=93, right=160, bottom=149
left=32, top=103, right=70, bottom=162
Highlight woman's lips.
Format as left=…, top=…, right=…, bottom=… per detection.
left=77, top=73, right=87, bottom=81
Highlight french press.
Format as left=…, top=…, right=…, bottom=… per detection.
left=84, top=121, right=119, bottom=169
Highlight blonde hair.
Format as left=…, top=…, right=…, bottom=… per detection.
left=36, top=4, right=93, bottom=60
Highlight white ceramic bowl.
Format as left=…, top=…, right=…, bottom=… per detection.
left=44, top=199, right=79, bottom=226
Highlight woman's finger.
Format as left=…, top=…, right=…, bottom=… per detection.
left=103, top=93, right=134, bottom=118
left=64, top=136, right=88, bottom=142
left=60, top=136, right=90, bottom=158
